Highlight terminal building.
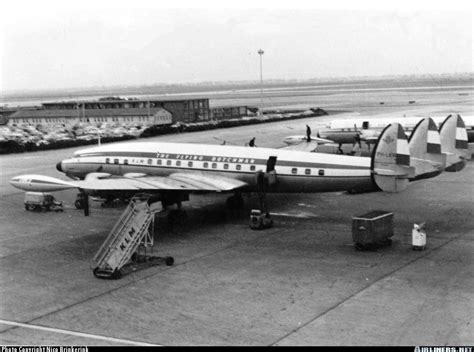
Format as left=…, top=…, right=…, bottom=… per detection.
left=3, top=97, right=252, bottom=127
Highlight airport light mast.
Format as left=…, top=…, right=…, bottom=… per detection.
left=258, top=48, right=264, bottom=116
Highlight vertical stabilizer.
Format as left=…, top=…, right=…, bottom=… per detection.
left=439, top=114, right=470, bottom=172
left=371, top=123, right=415, bottom=193
left=408, top=117, right=446, bottom=180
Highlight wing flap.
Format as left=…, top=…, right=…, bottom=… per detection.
left=73, top=172, right=248, bottom=192
left=169, top=173, right=248, bottom=191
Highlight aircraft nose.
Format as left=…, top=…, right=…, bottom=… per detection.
left=56, top=161, right=63, bottom=172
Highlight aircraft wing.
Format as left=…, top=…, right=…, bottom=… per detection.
left=10, top=172, right=248, bottom=193
left=77, top=172, right=249, bottom=192
left=283, top=135, right=334, bottom=146
left=280, top=140, right=321, bottom=152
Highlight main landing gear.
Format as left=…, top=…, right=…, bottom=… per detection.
left=226, top=193, right=244, bottom=210
left=162, top=201, right=189, bottom=228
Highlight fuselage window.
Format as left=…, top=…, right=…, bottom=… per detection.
left=305, top=169, right=311, bottom=175
left=188, top=161, right=193, bottom=167
left=166, top=160, right=172, bottom=166
left=114, top=159, right=119, bottom=164
left=318, top=169, right=325, bottom=176
left=236, top=164, right=241, bottom=171
left=176, top=160, right=181, bottom=166
left=291, top=168, right=298, bottom=174
left=212, top=163, right=217, bottom=169
left=147, top=159, right=152, bottom=165
left=224, top=164, right=229, bottom=170
left=250, top=165, right=256, bottom=171
left=105, top=158, right=110, bottom=164
left=203, top=162, right=209, bottom=168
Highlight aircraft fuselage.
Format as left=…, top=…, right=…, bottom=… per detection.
left=58, top=142, right=376, bottom=194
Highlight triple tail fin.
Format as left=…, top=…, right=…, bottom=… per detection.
left=439, top=114, right=470, bottom=172
left=371, top=123, right=415, bottom=193
left=408, top=117, right=446, bottom=180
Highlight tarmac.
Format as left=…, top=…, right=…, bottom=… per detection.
left=0, top=88, right=473, bottom=346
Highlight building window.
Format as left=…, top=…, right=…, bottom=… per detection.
left=250, top=165, right=256, bottom=171
left=166, top=160, right=172, bottom=166
left=148, top=159, right=153, bottom=165
left=305, top=169, right=311, bottom=175
left=124, top=159, right=129, bottom=165
left=236, top=164, right=241, bottom=171
left=203, top=162, right=209, bottom=168
left=188, top=161, right=193, bottom=167
left=224, top=164, right=229, bottom=170
left=176, top=160, right=181, bottom=166
left=291, top=168, right=298, bottom=174
left=157, top=159, right=162, bottom=165
left=318, top=169, right=325, bottom=176
left=212, top=163, right=217, bottom=169
left=114, top=159, right=119, bottom=164
left=106, top=158, right=110, bottom=164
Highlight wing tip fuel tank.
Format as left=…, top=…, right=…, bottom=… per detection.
left=9, top=175, right=77, bottom=192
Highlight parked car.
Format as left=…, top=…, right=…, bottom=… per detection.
left=24, top=192, right=63, bottom=212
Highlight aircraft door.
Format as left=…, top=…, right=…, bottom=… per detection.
left=266, top=156, right=277, bottom=172
left=265, top=156, right=277, bottom=186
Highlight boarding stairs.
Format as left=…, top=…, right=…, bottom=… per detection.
left=91, top=194, right=173, bottom=279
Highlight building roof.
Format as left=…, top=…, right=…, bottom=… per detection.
left=9, top=107, right=172, bottom=120
left=42, top=97, right=209, bottom=108
left=0, top=114, right=8, bottom=125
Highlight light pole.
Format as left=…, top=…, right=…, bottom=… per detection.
left=258, top=49, right=264, bottom=116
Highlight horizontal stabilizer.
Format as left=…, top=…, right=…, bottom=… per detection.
left=371, top=123, right=415, bottom=193
left=439, top=114, right=470, bottom=171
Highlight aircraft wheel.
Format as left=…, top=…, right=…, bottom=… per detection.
left=111, top=269, right=122, bottom=280
left=226, top=195, right=244, bottom=209
left=93, top=267, right=100, bottom=278
left=165, top=256, right=174, bottom=266
left=168, top=209, right=187, bottom=225
left=75, top=199, right=84, bottom=209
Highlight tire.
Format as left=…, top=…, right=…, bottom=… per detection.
left=112, top=269, right=122, bottom=280
left=226, top=195, right=244, bottom=209
left=75, top=199, right=84, bottom=209
left=165, top=256, right=174, bottom=266
left=93, top=267, right=100, bottom=278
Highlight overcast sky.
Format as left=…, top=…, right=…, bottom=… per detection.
left=0, top=0, right=472, bottom=92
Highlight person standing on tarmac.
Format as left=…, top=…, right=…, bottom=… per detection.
left=249, top=137, right=257, bottom=147
left=306, top=125, right=312, bottom=142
